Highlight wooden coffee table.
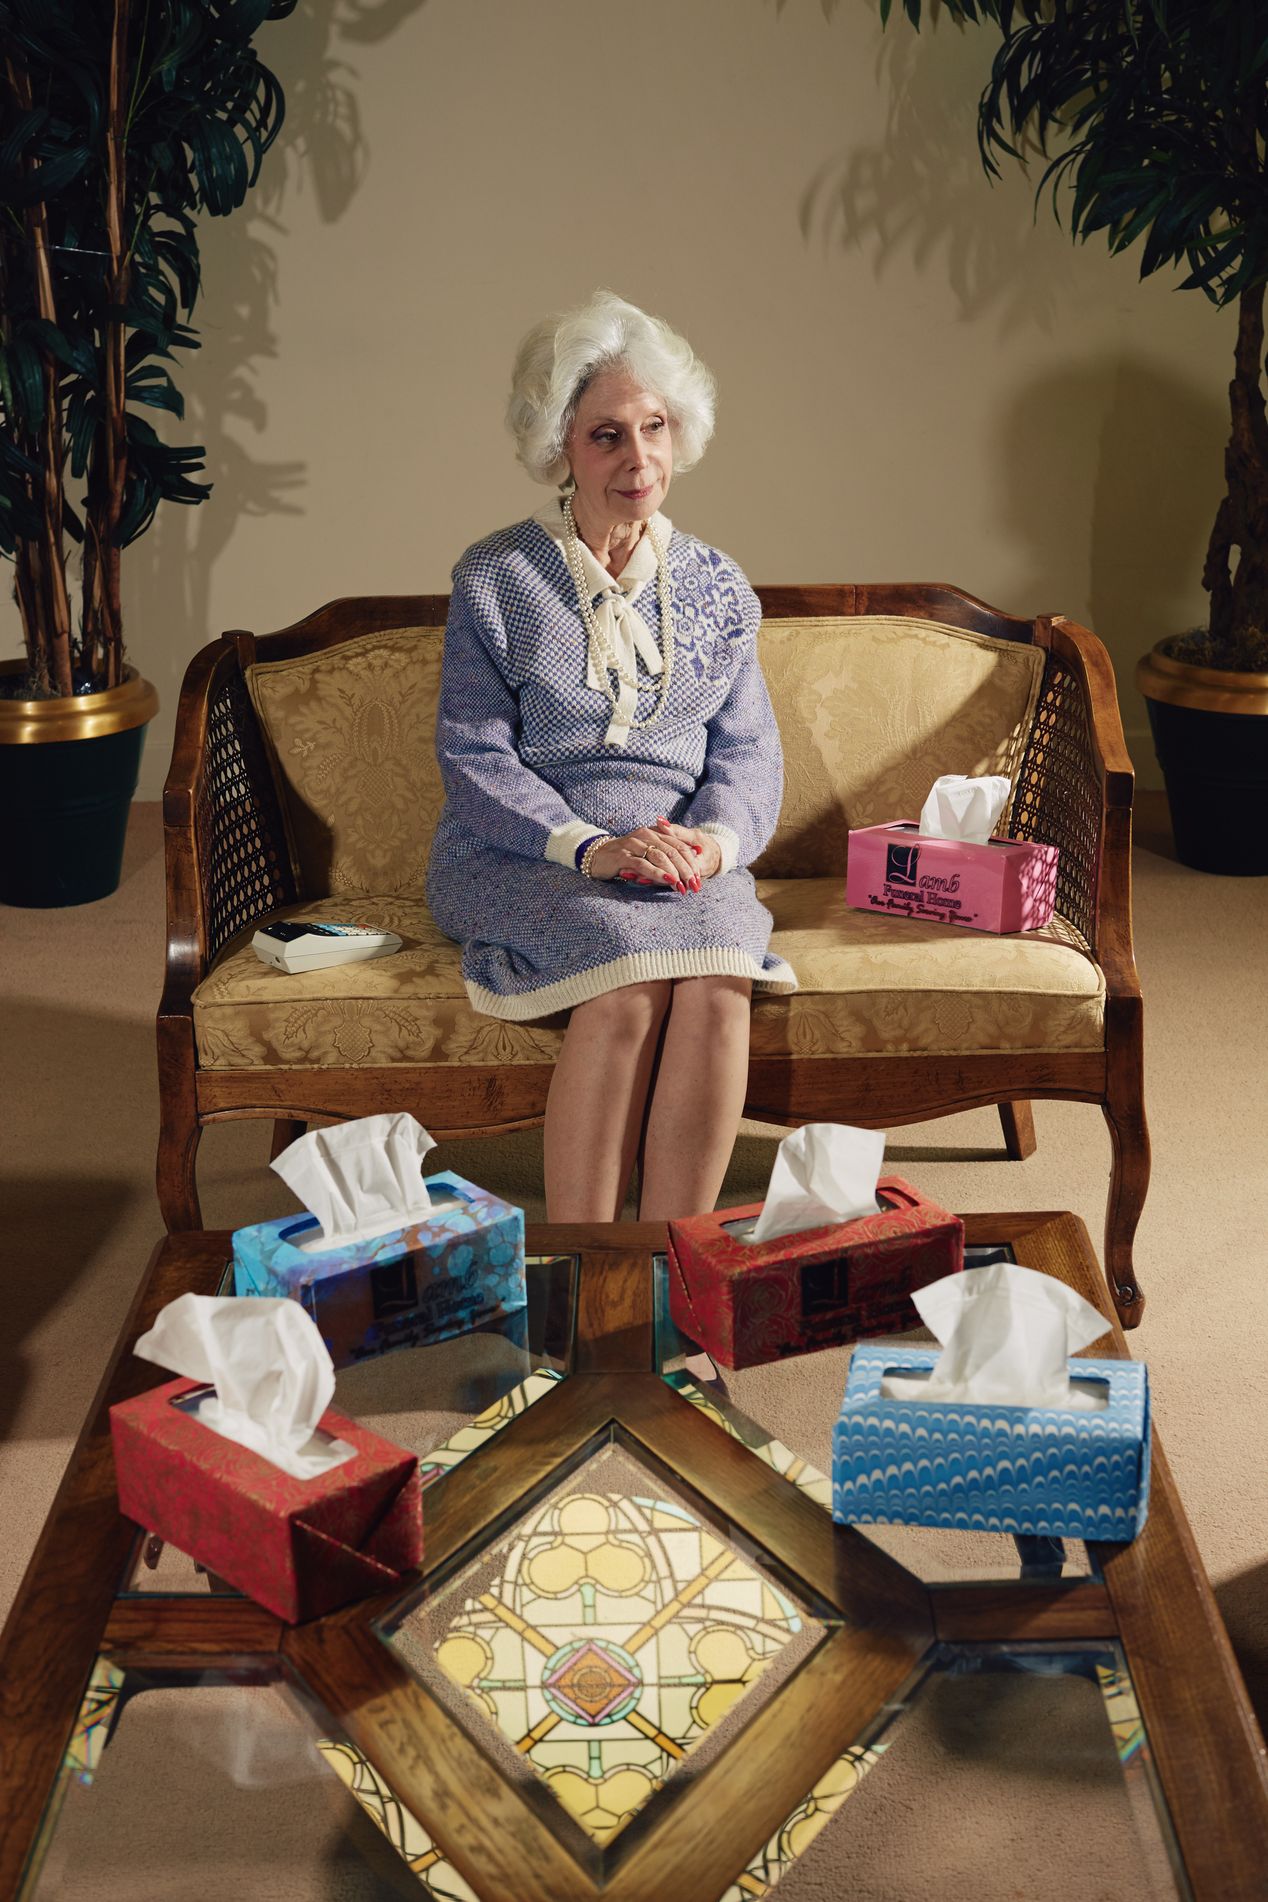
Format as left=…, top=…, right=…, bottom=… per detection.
left=1, top=1213, right=1265, bottom=1901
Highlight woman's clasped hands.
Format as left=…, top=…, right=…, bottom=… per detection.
left=587, top=817, right=723, bottom=894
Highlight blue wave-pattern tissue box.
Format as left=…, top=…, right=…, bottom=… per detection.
left=232, top=1171, right=526, bottom=1370
left=832, top=1342, right=1150, bottom=1541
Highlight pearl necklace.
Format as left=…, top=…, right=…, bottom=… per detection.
left=562, top=494, right=674, bottom=734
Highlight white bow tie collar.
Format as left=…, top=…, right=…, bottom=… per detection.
left=535, top=500, right=674, bottom=748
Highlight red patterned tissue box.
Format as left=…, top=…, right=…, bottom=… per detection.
left=110, top=1377, right=423, bottom=1622
left=667, top=1178, right=964, bottom=1370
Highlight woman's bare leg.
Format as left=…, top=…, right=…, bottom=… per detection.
left=544, top=981, right=673, bottom=1220
left=638, top=976, right=752, bottom=1219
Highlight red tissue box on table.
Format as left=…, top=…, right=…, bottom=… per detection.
left=110, top=1377, right=423, bottom=1623
left=667, top=1177, right=964, bottom=1371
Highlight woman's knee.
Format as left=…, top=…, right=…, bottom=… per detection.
left=669, top=974, right=753, bottom=1031
left=570, top=980, right=673, bottom=1039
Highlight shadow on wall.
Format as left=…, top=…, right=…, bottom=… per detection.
left=786, top=0, right=1230, bottom=659
left=0, top=1172, right=138, bottom=1445
left=985, top=355, right=1225, bottom=647
left=137, top=218, right=306, bottom=666
left=0, top=1000, right=160, bottom=1439
left=794, top=14, right=1070, bottom=338
left=1216, top=1566, right=1268, bottom=1743
left=1088, top=355, right=1226, bottom=651
left=770, top=0, right=850, bottom=18
left=130, top=0, right=429, bottom=669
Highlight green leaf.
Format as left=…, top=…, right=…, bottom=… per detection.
left=125, top=364, right=185, bottom=418
left=186, top=113, right=250, bottom=216
left=0, top=104, right=49, bottom=174
left=65, top=382, right=98, bottom=479
left=0, top=340, right=46, bottom=434
left=6, top=145, right=91, bottom=205
left=24, top=318, right=96, bottom=380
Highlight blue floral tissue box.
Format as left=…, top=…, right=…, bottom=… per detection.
left=832, top=1341, right=1150, bottom=1541
left=232, top=1171, right=526, bottom=1369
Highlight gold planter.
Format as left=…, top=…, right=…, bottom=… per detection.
left=0, top=662, right=159, bottom=743
left=0, top=663, right=159, bottom=906
left=1135, top=639, right=1268, bottom=875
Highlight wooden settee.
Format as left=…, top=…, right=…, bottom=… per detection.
left=157, top=584, right=1149, bottom=1325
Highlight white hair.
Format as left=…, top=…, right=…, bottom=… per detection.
left=507, top=289, right=717, bottom=487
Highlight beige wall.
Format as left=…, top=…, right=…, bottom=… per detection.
left=5, top=0, right=1230, bottom=797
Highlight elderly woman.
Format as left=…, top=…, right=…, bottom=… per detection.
left=427, top=291, right=795, bottom=1222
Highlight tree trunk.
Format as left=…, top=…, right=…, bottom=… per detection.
left=1202, top=281, right=1268, bottom=652
left=4, top=52, right=74, bottom=696
left=87, top=0, right=132, bottom=691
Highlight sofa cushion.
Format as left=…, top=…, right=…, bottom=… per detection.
left=192, top=883, right=1103, bottom=1071
left=752, top=879, right=1102, bottom=1056
left=192, top=892, right=565, bottom=1071
left=247, top=626, right=446, bottom=899
left=752, top=617, right=1044, bottom=878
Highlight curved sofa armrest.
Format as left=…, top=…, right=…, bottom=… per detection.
left=1050, top=615, right=1136, bottom=802
left=160, top=636, right=297, bottom=1020
left=1011, top=615, right=1139, bottom=995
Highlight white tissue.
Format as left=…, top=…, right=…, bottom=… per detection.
left=133, top=1293, right=355, bottom=1479
left=881, top=1261, right=1110, bottom=1411
left=747, top=1123, right=885, bottom=1245
left=918, top=774, right=1011, bottom=845
left=271, top=1112, right=437, bottom=1252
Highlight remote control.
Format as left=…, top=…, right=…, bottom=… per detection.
left=251, top=921, right=403, bottom=974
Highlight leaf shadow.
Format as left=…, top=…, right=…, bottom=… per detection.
left=129, top=0, right=430, bottom=673
left=796, top=11, right=1071, bottom=338
left=984, top=353, right=1226, bottom=665
left=0, top=1168, right=138, bottom=1441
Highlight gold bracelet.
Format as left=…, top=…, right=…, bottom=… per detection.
left=579, top=836, right=611, bottom=879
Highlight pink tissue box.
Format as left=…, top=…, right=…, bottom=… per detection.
left=845, top=823, right=1059, bottom=933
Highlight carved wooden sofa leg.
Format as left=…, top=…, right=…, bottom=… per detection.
left=157, top=1111, right=204, bottom=1232
left=156, top=1017, right=204, bottom=1231
left=270, top=1118, right=308, bottom=1161
left=998, top=1101, right=1037, bottom=1160
left=1102, top=1048, right=1151, bottom=1330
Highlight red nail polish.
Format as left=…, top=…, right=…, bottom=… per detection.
left=691, top=843, right=702, bottom=854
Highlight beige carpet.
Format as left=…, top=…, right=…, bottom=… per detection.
left=3, top=796, right=1267, bottom=1898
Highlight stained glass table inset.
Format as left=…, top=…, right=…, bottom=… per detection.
left=2, top=1216, right=1266, bottom=1902
left=383, top=1440, right=832, bottom=1853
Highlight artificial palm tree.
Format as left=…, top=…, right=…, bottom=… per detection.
left=887, top=0, right=1268, bottom=671
left=1, top=0, right=296, bottom=699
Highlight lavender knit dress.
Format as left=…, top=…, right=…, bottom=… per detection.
left=426, top=508, right=797, bottom=1020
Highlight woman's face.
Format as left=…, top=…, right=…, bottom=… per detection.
left=565, top=369, right=673, bottom=530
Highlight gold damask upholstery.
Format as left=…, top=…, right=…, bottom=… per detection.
left=247, top=625, right=446, bottom=898
left=245, top=616, right=1043, bottom=894
left=751, top=618, right=1044, bottom=878
left=192, top=883, right=1103, bottom=1070
left=193, top=895, right=566, bottom=1070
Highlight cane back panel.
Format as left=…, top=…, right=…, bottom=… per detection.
left=1010, top=651, right=1103, bottom=946
left=195, top=665, right=297, bottom=965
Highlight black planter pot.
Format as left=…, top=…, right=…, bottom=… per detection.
left=1136, top=643, right=1268, bottom=876
left=0, top=668, right=159, bottom=907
